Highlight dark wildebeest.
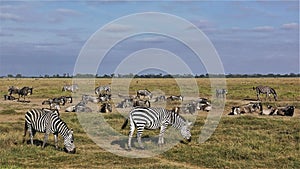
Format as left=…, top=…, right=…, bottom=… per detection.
left=8, top=86, right=19, bottom=96
left=99, top=103, right=112, bottom=113
left=62, top=84, right=79, bottom=93
left=18, top=87, right=33, bottom=101
left=167, top=95, right=184, bottom=101
left=253, top=86, right=277, bottom=101
left=229, top=102, right=262, bottom=115
left=137, top=89, right=152, bottom=100
left=216, top=89, right=227, bottom=98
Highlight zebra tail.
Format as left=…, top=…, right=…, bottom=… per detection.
left=121, top=118, right=129, bottom=129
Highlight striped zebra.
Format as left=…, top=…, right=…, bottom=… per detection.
left=95, top=85, right=111, bottom=95
left=23, top=108, right=76, bottom=153
left=121, top=107, right=192, bottom=150
left=253, top=86, right=277, bottom=101
left=62, top=84, right=79, bottom=93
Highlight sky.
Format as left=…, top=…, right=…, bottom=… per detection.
left=0, top=1, right=299, bottom=76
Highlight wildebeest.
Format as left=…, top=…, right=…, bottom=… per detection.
left=95, top=85, right=111, bottom=95
left=229, top=102, right=262, bottom=115
left=4, top=94, right=16, bottom=100
left=216, top=89, right=227, bottom=98
left=137, top=89, right=152, bottom=100
left=8, top=86, right=19, bottom=96
left=99, top=103, right=112, bottom=113
left=263, top=105, right=295, bottom=116
left=253, top=85, right=277, bottom=101
left=167, top=95, right=184, bottom=101
left=62, top=84, right=79, bottom=93
left=18, top=87, right=33, bottom=101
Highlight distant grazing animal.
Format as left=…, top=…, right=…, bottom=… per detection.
left=4, top=94, right=16, bottom=100
left=18, top=87, right=33, bottom=101
left=154, top=95, right=166, bottom=102
left=23, top=108, right=76, bottom=153
left=99, top=103, right=112, bottom=113
left=216, top=89, right=227, bottom=98
left=229, top=102, right=262, bottom=115
left=95, top=85, right=111, bottom=95
left=172, top=103, right=196, bottom=114
left=8, top=86, right=19, bottom=96
left=62, top=84, right=79, bottom=93
left=133, top=99, right=151, bottom=108
left=121, top=107, right=192, bottom=150
left=194, top=98, right=212, bottom=112
left=137, top=89, right=152, bottom=100
left=167, top=95, right=184, bottom=102
left=253, top=86, right=277, bottom=101
left=118, top=93, right=136, bottom=100
left=42, top=100, right=61, bottom=110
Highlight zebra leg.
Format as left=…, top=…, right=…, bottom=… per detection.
left=127, top=119, right=135, bottom=150
left=136, top=128, right=145, bottom=149
left=28, top=126, right=34, bottom=145
left=54, top=134, right=58, bottom=149
left=158, top=125, right=167, bottom=146
left=42, top=131, right=50, bottom=148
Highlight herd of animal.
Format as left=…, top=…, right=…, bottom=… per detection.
left=3, top=83, right=296, bottom=153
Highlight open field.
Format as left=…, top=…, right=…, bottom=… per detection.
left=0, top=78, right=299, bottom=168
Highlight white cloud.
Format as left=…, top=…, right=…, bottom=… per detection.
left=252, top=26, right=274, bottom=32
left=0, top=13, right=22, bottom=22
left=281, top=23, right=299, bottom=30
left=102, top=24, right=132, bottom=33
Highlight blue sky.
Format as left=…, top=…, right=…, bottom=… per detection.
left=0, top=1, right=299, bottom=76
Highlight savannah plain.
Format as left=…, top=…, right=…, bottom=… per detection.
left=0, top=77, right=299, bottom=168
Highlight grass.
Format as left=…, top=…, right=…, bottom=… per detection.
left=0, top=78, right=299, bottom=168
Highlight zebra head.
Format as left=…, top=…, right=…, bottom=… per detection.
left=180, top=121, right=192, bottom=142
left=64, top=129, right=76, bottom=154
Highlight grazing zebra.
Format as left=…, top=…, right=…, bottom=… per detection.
left=8, top=86, right=19, bottom=96
left=18, top=87, right=33, bottom=101
left=216, top=89, right=227, bottom=98
left=95, top=85, right=111, bottom=95
left=167, top=95, right=184, bottom=101
left=121, top=107, right=192, bottom=150
left=23, top=108, right=76, bottom=153
left=253, top=86, right=277, bottom=101
left=137, top=89, right=152, bottom=100
left=62, top=84, right=79, bottom=93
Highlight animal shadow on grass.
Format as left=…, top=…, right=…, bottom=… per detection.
left=18, top=100, right=31, bottom=103
left=25, top=139, right=64, bottom=151
left=111, top=135, right=155, bottom=150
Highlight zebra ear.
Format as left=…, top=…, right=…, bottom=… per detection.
left=70, top=128, right=74, bottom=134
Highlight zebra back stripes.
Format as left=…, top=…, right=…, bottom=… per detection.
left=23, top=108, right=76, bottom=153
left=253, top=85, right=277, bottom=101
left=122, top=107, right=192, bottom=150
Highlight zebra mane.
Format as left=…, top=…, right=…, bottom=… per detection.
left=169, top=110, right=186, bottom=129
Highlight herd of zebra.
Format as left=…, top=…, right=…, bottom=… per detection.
left=3, top=84, right=296, bottom=152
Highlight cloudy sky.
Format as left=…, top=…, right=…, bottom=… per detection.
left=0, top=1, right=299, bottom=76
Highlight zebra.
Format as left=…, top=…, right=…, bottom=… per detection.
left=216, top=89, right=227, bottom=98
left=253, top=86, right=277, bottom=101
left=116, top=99, right=134, bottom=108
left=228, top=102, right=262, bottom=115
left=62, top=84, right=79, bottom=93
left=121, top=107, right=192, bottom=150
left=23, top=108, right=76, bottom=153
left=137, top=89, right=152, bottom=100
left=4, top=94, right=16, bottom=101
left=18, top=87, right=33, bottom=101
left=95, top=85, right=111, bottom=95
left=82, top=94, right=99, bottom=103
left=133, top=99, right=151, bottom=108
left=99, top=93, right=111, bottom=102
left=263, top=105, right=295, bottom=116
left=154, top=95, right=166, bottom=102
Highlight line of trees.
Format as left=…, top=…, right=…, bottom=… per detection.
left=2, top=73, right=299, bottom=78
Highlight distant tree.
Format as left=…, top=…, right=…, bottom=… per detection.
left=16, top=74, right=22, bottom=78
left=7, top=74, right=14, bottom=78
